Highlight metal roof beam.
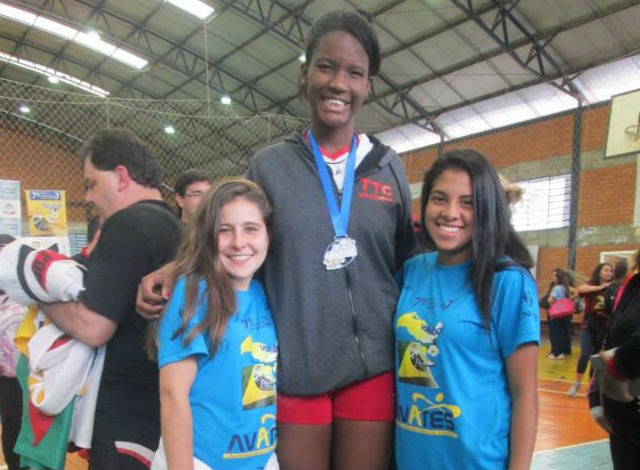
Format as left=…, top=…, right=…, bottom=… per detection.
left=227, top=0, right=308, bottom=44
left=62, top=1, right=296, bottom=116
left=348, top=0, right=639, bottom=125
left=451, top=0, right=564, bottom=78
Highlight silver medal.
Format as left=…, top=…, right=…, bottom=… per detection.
left=323, top=236, right=358, bottom=270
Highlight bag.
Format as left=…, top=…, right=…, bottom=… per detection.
left=539, top=294, right=550, bottom=310
left=548, top=298, right=575, bottom=319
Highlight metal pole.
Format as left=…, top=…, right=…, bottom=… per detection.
left=568, top=100, right=582, bottom=274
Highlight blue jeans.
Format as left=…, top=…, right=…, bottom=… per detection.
left=576, top=328, right=603, bottom=374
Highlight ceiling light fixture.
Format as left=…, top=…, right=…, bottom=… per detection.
left=220, top=95, right=231, bottom=105
left=19, top=104, right=31, bottom=114
left=0, top=51, right=110, bottom=97
left=165, top=0, right=215, bottom=20
left=0, top=1, right=148, bottom=70
left=164, top=124, right=176, bottom=134
left=298, top=53, right=306, bottom=63
left=86, top=30, right=101, bottom=42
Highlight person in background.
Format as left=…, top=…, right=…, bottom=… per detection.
left=604, top=259, right=628, bottom=318
left=564, top=270, right=578, bottom=356
left=137, top=9, right=416, bottom=470
left=39, top=128, right=182, bottom=469
left=498, top=173, right=524, bottom=207
left=394, top=149, right=539, bottom=470
left=153, top=178, right=277, bottom=470
left=174, top=169, right=212, bottom=224
left=588, top=250, right=640, bottom=469
left=0, top=234, right=27, bottom=470
left=547, top=270, right=576, bottom=360
left=566, top=262, right=613, bottom=397
left=72, top=215, right=102, bottom=265
left=540, top=268, right=560, bottom=343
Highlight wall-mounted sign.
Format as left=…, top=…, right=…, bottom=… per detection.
left=0, top=179, right=21, bottom=237
left=24, top=190, right=68, bottom=236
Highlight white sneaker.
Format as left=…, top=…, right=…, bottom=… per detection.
left=566, top=382, right=580, bottom=397
left=547, top=353, right=565, bottom=360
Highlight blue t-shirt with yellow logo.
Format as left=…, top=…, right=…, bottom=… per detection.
left=158, top=276, right=277, bottom=469
left=394, top=253, right=539, bottom=470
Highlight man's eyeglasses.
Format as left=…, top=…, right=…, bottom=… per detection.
left=184, top=191, right=205, bottom=198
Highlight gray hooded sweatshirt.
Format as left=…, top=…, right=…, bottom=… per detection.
left=247, top=132, right=416, bottom=396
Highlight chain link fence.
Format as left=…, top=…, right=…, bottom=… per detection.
left=0, top=78, right=308, bottom=248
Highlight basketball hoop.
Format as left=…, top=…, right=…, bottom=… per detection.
left=625, top=123, right=640, bottom=142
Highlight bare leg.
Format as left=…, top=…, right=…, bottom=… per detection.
left=276, top=423, right=332, bottom=470
left=567, top=372, right=584, bottom=397
left=332, top=419, right=393, bottom=470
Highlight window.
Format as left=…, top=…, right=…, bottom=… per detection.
left=510, top=174, right=571, bottom=231
left=68, top=232, right=88, bottom=256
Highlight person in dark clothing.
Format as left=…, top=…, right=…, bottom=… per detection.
left=566, top=262, right=613, bottom=397
left=547, top=270, right=575, bottom=359
left=72, top=215, right=102, bottom=265
left=589, top=250, right=640, bottom=469
left=39, top=128, right=182, bottom=470
left=603, top=259, right=628, bottom=318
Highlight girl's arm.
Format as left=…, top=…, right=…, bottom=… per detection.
left=577, top=283, right=608, bottom=294
left=159, top=357, right=198, bottom=470
left=505, top=343, right=538, bottom=470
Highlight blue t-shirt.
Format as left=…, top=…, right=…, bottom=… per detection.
left=550, top=284, right=566, bottom=301
left=158, top=277, right=278, bottom=470
left=394, top=253, right=539, bottom=470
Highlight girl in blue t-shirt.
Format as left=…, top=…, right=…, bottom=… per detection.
left=152, top=178, right=278, bottom=470
left=547, top=269, right=574, bottom=359
left=394, top=149, right=539, bottom=470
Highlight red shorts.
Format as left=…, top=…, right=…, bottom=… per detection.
left=277, top=371, right=395, bottom=425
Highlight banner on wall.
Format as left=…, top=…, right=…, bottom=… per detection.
left=0, top=179, right=22, bottom=237
left=24, top=190, right=68, bottom=237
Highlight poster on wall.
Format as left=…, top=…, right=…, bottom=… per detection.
left=24, top=190, right=68, bottom=237
left=0, top=179, right=21, bottom=237
left=600, top=250, right=635, bottom=267
left=605, top=88, right=640, bottom=159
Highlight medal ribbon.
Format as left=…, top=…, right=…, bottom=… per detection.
left=308, top=131, right=357, bottom=238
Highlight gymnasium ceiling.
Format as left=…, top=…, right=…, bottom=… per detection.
left=1, top=0, right=640, bottom=154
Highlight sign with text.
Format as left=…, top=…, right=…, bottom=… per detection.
left=0, top=179, right=21, bottom=237
left=25, top=190, right=68, bottom=236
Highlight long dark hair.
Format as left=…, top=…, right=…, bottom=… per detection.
left=172, top=178, right=271, bottom=352
left=419, top=149, right=533, bottom=326
left=588, top=262, right=612, bottom=285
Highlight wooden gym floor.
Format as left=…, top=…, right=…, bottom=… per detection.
left=1, top=326, right=613, bottom=469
